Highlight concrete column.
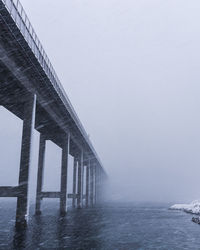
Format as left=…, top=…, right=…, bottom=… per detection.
left=89, top=164, right=94, bottom=207
left=16, top=94, right=36, bottom=227
left=72, top=158, right=77, bottom=208
left=98, top=167, right=101, bottom=204
left=94, top=165, right=97, bottom=205
left=60, top=133, right=70, bottom=216
left=98, top=168, right=102, bottom=204
left=77, top=150, right=84, bottom=208
left=35, top=134, right=46, bottom=215
left=86, top=164, right=90, bottom=208
left=95, top=166, right=98, bottom=205
left=81, top=161, right=84, bottom=207
left=77, top=159, right=82, bottom=209
left=99, top=168, right=102, bottom=203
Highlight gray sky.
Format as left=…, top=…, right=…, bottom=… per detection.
left=1, top=0, right=200, bottom=203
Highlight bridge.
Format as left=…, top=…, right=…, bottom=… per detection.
left=0, top=0, right=107, bottom=227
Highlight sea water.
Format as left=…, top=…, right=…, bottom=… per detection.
left=0, top=200, right=200, bottom=249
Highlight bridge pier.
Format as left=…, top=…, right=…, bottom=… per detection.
left=98, top=167, right=103, bottom=204
left=60, top=133, right=70, bottom=215
left=90, top=163, right=94, bottom=207
left=77, top=158, right=82, bottom=209
left=34, top=138, right=101, bottom=213
left=85, top=164, right=90, bottom=208
left=81, top=157, right=85, bottom=207
left=35, top=134, right=46, bottom=215
left=94, top=165, right=98, bottom=205
left=95, top=165, right=101, bottom=205
left=72, top=158, right=77, bottom=208
left=73, top=156, right=98, bottom=209
left=16, top=94, right=36, bottom=227
left=35, top=133, right=70, bottom=215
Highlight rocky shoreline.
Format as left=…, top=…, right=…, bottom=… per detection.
left=169, top=200, right=200, bottom=224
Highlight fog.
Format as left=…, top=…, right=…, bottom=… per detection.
left=1, top=0, right=200, bottom=203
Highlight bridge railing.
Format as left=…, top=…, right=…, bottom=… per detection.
left=1, top=0, right=103, bottom=166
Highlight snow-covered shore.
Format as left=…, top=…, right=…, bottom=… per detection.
left=169, top=200, right=200, bottom=214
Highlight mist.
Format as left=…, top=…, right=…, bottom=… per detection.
left=1, top=0, right=200, bottom=204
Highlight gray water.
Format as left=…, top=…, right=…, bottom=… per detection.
left=0, top=200, right=200, bottom=249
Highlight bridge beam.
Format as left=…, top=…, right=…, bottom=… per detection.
left=0, top=186, right=20, bottom=197
left=16, top=94, right=36, bottom=227
left=41, top=192, right=60, bottom=198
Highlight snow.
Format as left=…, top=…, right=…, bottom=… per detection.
left=170, top=200, right=200, bottom=214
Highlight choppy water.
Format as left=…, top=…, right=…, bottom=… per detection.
left=0, top=200, right=200, bottom=249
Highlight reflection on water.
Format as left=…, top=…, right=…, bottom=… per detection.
left=0, top=200, right=200, bottom=249
left=13, top=226, right=27, bottom=249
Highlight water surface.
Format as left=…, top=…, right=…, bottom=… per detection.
left=0, top=200, right=199, bottom=249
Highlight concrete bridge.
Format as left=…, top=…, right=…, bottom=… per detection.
left=0, top=0, right=107, bottom=227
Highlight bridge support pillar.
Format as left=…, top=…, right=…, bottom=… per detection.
left=98, top=168, right=102, bottom=204
left=85, top=164, right=90, bottom=208
left=90, top=164, right=94, bottom=207
left=81, top=159, right=84, bottom=207
left=16, top=94, right=36, bottom=227
left=35, top=134, right=46, bottom=215
left=95, top=166, right=97, bottom=205
left=77, top=151, right=84, bottom=208
left=95, top=166, right=101, bottom=205
left=94, top=165, right=97, bottom=205
left=72, top=158, right=77, bottom=208
left=60, top=133, right=70, bottom=216
left=77, top=160, right=82, bottom=208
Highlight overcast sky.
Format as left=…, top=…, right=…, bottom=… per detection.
left=1, top=0, right=200, bottom=203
